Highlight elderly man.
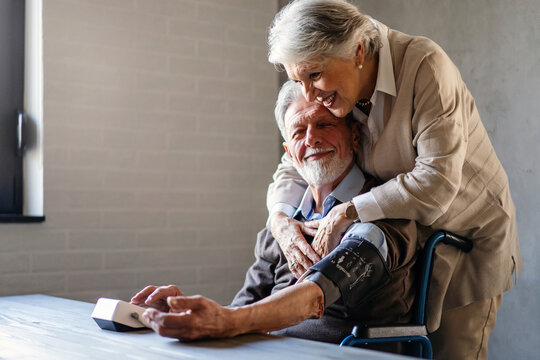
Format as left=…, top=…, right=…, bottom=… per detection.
left=131, top=81, right=418, bottom=344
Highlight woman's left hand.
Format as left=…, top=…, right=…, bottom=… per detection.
left=311, top=202, right=354, bottom=258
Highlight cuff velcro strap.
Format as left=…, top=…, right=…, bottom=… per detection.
left=309, top=240, right=391, bottom=309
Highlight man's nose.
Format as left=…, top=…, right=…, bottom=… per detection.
left=301, top=81, right=316, bottom=102
left=305, top=126, right=321, bottom=147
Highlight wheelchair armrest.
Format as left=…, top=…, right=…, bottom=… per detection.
left=352, top=324, right=428, bottom=339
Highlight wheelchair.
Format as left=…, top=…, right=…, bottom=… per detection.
left=340, top=231, right=473, bottom=359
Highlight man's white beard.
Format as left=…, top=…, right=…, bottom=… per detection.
left=296, top=148, right=352, bottom=187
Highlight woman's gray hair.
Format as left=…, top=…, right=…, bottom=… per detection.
left=275, top=80, right=303, bottom=141
left=268, top=0, right=381, bottom=66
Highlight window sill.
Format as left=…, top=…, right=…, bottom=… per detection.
left=0, top=214, right=45, bottom=223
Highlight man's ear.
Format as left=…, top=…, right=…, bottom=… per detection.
left=283, top=142, right=291, bottom=158
left=351, top=122, right=361, bottom=153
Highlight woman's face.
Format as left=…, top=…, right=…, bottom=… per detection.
left=284, top=56, right=362, bottom=118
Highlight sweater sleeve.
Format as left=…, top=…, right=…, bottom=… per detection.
left=359, top=44, right=469, bottom=226
left=266, top=152, right=308, bottom=214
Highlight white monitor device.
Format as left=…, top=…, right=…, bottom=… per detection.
left=91, top=298, right=151, bottom=332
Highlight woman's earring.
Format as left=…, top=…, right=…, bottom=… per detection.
left=358, top=64, right=363, bottom=70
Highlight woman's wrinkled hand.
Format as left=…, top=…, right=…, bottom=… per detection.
left=311, top=202, right=354, bottom=258
left=270, top=212, right=321, bottom=278
left=130, top=285, right=184, bottom=312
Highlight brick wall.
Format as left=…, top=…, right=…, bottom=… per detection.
left=0, top=0, right=280, bottom=304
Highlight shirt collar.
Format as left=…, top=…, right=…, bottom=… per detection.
left=294, top=165, right=366, bottom=220
left=369, top=19, right=396, bottom=100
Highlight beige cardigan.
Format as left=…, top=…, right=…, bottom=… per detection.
left=267, top=28, right=522, bottom=332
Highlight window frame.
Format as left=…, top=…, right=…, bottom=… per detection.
left=0, top=0, right=44, bottom=223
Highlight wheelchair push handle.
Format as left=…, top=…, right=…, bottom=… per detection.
left=441, top=232, right=473, bottom=253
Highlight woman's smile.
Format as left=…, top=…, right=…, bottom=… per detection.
left=319, top=93, right=336, bottom=108
left=284, top=56, right=368, bottom=118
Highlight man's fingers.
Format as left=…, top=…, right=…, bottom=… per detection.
left=131, top=285, right=157, bottom=305
left=144, top=310, right=195, bottom=340
left=157, top=326, right=193, bottom=340
left=146, top=285, right=182, bottom=305
left=143, top=308, right=161, bottom=328
left=168, top=295, right=206, bottom=313
left=157, top=314, right=204, bottom=341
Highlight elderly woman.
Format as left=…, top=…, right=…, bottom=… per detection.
left=266, top=1, right=522, bottom=359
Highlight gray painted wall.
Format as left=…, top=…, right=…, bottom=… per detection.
left=1, top=1, right=537, bottom=358
left=352, top=0, right=539, bottom=358
left=0, top=0, right=279, bottom=305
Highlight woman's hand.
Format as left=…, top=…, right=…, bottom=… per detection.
left=270, top=212, right=321, bottom=278
left=143, top=295, right=235, bottom=341
left=311, top=202, right=354, bottom=258
left=130, top=285, right=184, bottom=312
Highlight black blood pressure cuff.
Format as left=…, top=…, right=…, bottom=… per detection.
left=308, top=240, right=391, bottom=309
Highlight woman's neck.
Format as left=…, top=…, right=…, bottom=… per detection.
left=358, top=53, right=379, bottom=101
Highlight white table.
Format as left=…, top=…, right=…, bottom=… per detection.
left=0, top=294, right=410, bottom=359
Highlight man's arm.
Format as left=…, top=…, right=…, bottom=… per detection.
left=143, top=236, right=391, bottom=341
left=142, top=281, right=324, bottom=341
left=231, top=229, right=280, bottom=306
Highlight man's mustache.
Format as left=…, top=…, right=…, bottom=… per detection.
left=303, top=148, right=335, bottom=162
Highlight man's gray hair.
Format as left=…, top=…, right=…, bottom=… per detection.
left=268, top=0, right=382, bottom=67
left=275, top=80, right=303, bottom=141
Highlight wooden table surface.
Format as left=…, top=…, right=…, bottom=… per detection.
left=0, top=294, right=408, bottom=359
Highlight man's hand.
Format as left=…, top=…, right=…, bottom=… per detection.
left=143, top=295, right=236, bottom=341
left=270, top=212, right=321, bottom=278
left=311, top=203, right=354, bottom=257
left=130, top=285, right=184, bottom=312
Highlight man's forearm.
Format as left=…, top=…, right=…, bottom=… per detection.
left=229, top=281, right=324, bottom=335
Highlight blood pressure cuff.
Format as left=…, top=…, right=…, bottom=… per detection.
left=309, top=240, right=391, bottom=309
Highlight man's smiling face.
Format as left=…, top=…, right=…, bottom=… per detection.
left=283, top=96, right=358, bottom=187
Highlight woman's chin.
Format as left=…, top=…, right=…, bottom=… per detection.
left=328, top=107, right=350, bottom=118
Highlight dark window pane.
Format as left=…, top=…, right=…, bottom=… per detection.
left=0, top=0, right=25, bottom=214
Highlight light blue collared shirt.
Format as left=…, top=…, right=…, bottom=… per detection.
left=294, top=165, right=366, bottom=220
left=293, top=165, right=388, bottom=260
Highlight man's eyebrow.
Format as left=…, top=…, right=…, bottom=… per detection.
left=286, top=106, right=336, bottom=133
left=287, top=117, right=304, bottom=132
